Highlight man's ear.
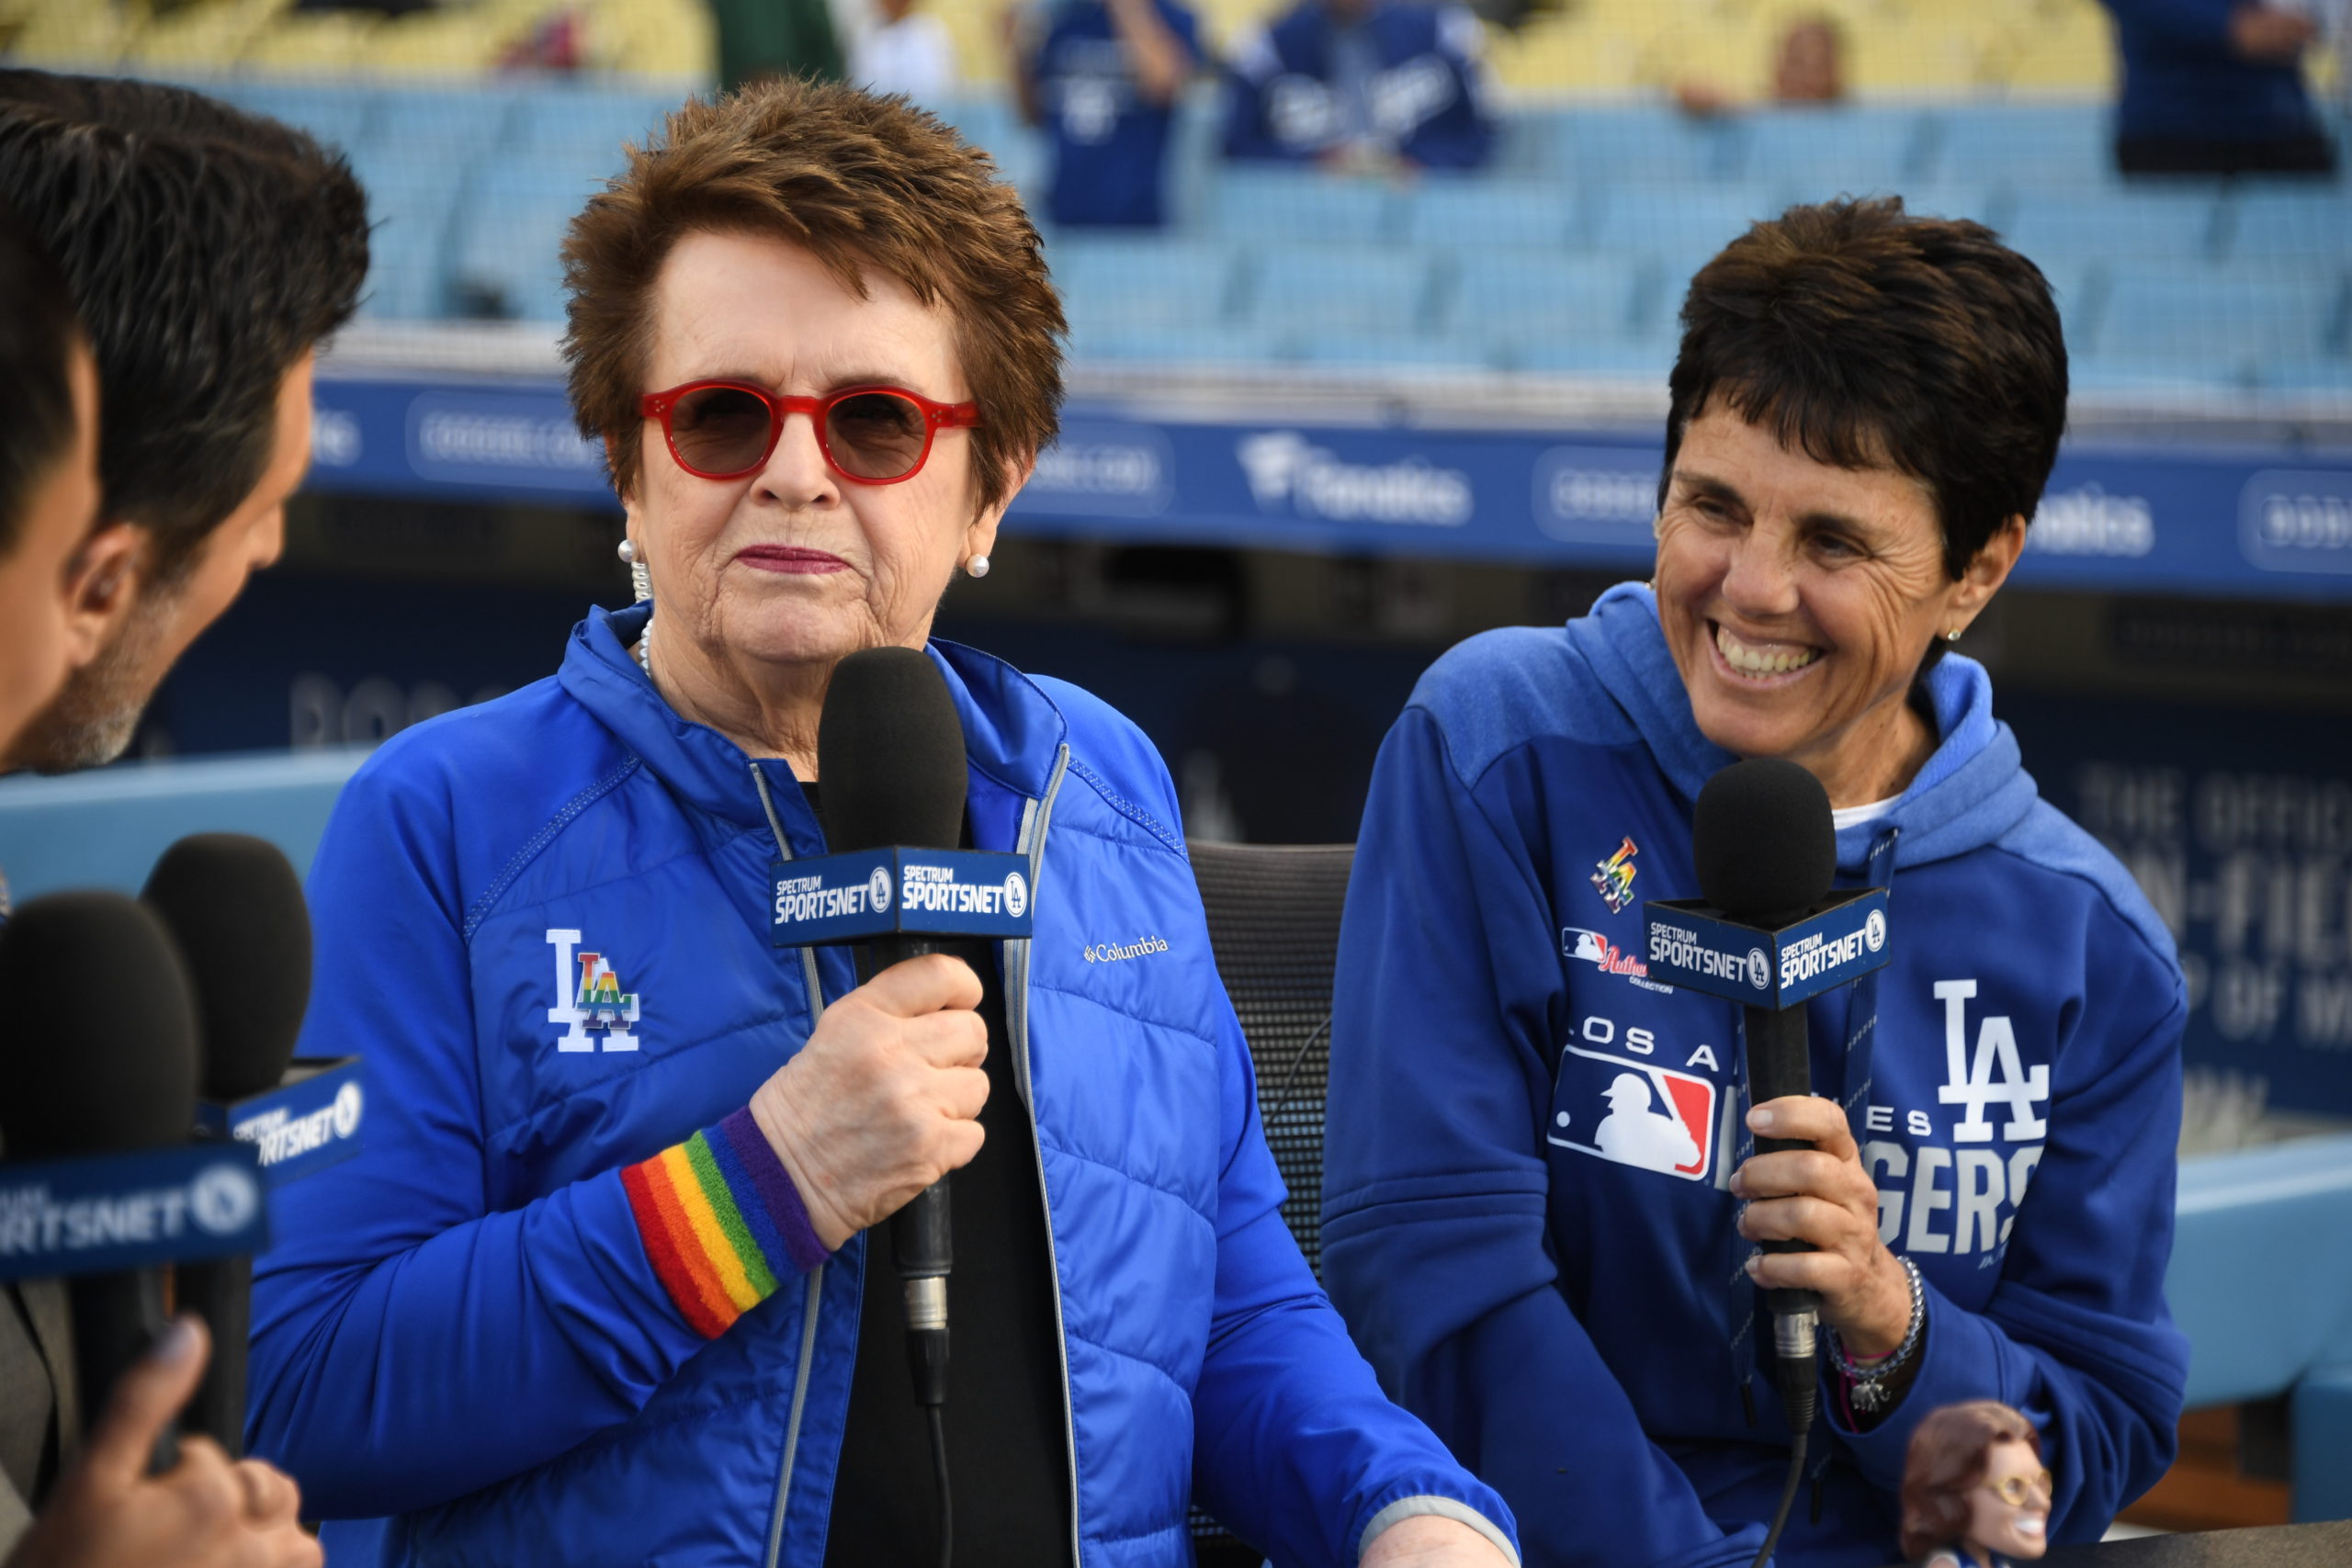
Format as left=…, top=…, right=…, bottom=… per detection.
left=60, top=521, right=147, bottom=668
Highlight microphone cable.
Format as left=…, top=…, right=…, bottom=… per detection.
left=1750, top=1327, right=1818, bottom=1568
left=926, top=1402, right=952, bottom=1568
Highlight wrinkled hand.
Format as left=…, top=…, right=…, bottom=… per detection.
left=2229, top=5, right=2317, bottom=62
left=1360, top=1515, right=1515, bottom=1566
left=1731, top=1096, right=1911, bottom=1354
left=749, top=953, right=989, bottom=1251
left=7, top=1317, right=320, bottom=1568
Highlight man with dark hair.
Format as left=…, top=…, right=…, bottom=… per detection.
left=0, top=203, right=322, bottom=1568
left=0, top=202, right=101, bottom=754
left=0, top=73, right=369, bottom=772
left=1328, top=197, right=2188, bottom=1568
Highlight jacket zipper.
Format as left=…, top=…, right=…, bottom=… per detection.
left=750, top=763, right=831, bottom=1568
left=1008, top=744, right=1081, bottom=1566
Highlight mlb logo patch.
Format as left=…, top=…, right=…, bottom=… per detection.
left=1548, top=1043, right=1716, bottom=1181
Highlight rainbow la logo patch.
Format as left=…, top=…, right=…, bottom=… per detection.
left=1589, top=836, right=1639, bottom=915
left=547, top=928, right=640, bottom=1053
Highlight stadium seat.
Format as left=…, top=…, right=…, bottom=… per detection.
left=1400, top=177, right=1578, bottom=251
left=1586, top=184, right=1781, bottom=260
left=1206, top=170, right=1401, bottom=244
left=1737, top=106, right=1932, bottom=204
left=1051, top=237, right=1241, bottom=333
left=2086, top=266, right=2348, bottom=385
left=363, top=89, right=522, bottom=161
left=1447, top=251, right=1649, bottom=354
left=1242, top=246, right=1435, bottom=342
left=511, top=86, right=681, bottom=164
left=2221, top=187, right=2352, bottom=265
left=346, top=143, right=472, bottom=320
left=445, top=160, right=610, bottom=322
left=1923, top=102, right=2113, bottom=188
left=2003, top=188, right=2228, bottom=267
left=1551, top=107, right=1742, bottom=187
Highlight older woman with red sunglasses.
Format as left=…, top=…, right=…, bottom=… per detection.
left=247, top=79, right=1517, bottom=1568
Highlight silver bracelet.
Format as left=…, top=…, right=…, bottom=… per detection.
left=1827, top=1256, right=1925, bottom=1415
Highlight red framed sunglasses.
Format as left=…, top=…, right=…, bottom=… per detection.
left=639, top=380, right=982, bottom=485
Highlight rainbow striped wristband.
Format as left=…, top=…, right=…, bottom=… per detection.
left=621, top=1107, right=832, bottom=1338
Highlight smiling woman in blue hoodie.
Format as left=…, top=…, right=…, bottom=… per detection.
left=1325, top=197, right=2189, bottom=1568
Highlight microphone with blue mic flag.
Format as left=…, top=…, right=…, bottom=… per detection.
left=773, top=646, right=1034, bottom=1568
left=1643, top=758, right=1893, bottom=1568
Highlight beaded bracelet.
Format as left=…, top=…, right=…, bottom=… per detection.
left=1828, top=1256, right=1925, bottom=1416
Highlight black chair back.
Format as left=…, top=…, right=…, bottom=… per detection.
left=1184, top=840, right=1355, bottom=1567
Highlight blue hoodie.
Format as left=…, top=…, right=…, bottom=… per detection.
left=247, top=603, right=1517, bottom=1568
left=1323, top=584, right=2188, bottom=1568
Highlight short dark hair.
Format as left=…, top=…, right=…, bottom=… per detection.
left=0, top=199, right=85, bottom=557
left=1899, top=1399, right=2041, bottom=1561
left=0, top=74, right=368, bottom=583
left=1665, top=197, right=2066, bottom=582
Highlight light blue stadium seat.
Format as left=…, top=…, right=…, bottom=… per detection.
left=1510, top=338, right=1678, bottom=378
left=1293, top=333, right=1480, bottom=368
left=361, top=89, right=521, bottom=159
left=2222, top=186, right=2352, bottom=264
left=1051, top=236, right=1240, bottom=332
left=1446, top=251, right=1647, bottom=352
left=212, top=81, right=372, bottom=155
left=2087, top=265, right=2347, bottom=384
left=1882, top=182, right=2010, bottom=227
left=1206, top=169, right=1400, bottom=243
left=1243, top=245, right=1433, bottom=339
left=1552, top=107, right=1741, bottom=186
left=446, top=161, right=613, bottom=322
left=2003, top=187, right=2226, bottom=266
left=1401, top=177, right=1577, bottom=249
left=936, top=96, right=1047, bottom=196
left=510, top=86, right=681, bottom=166
left=1739, top=106, right=1931, bottom=204
left=346, top=144, right=471, bottom=320
left=1064, top=322, right=1276, bottom=365
left=1923, top=103, right=2113, bottom=188
left=1586, top=184, right=1780, bottom=260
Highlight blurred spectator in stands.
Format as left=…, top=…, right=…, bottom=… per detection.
left=2098, top=0, right=2338, bottom=175
left=1006, top=0, right=1202, bottom=227
left=1674, top=14, right=1847, bottom=118
left=1223, top=0, right=1494, bottom=173
left=711, top=0, right=843, bottom=90
left=851, top=0, right=958, bottom=100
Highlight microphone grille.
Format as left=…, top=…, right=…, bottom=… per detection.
left=0, top=891, right=198, bottom=1158
left=141, top=833, right=312, bottom=1102
left=1692, top=758, right=1837, bottom=927
left=816, top=647, right=968, bottom=852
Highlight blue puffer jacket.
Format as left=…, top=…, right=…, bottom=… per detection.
left=247, top=602, right=1515, bottom=1568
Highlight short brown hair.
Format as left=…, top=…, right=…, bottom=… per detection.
left=563, top=78, right=1065, bottom=513
left=1665, top=197, right=2066, bottom=584
left=1899, top=1399, right=2042, bottom=1561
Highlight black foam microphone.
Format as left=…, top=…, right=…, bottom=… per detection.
left=143, top=833, right=312, bottom=1457
left=1694, top=757, right=1835, bottom=1564
left=0, top=891, right=200, bottom=1473
left=816, top=646, right=968, bottom=1557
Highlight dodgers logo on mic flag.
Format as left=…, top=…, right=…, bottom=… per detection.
left=1548, top=1042, right=1717, bottom=1181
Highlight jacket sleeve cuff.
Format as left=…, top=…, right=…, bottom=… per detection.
left=1825, top=1277, right=2006, bottom=1494
left=619, top=1107, right=832, bottom=1339
left=1359, top=1496, right=1521, bottom=1566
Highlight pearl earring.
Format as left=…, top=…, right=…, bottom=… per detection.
left=618, top=536, right=651, bottom=603
left=1946, top=627, right=1963, bottom=641
left=965, top=554, right=990, bottom=580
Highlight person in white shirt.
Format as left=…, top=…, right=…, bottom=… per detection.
left=850, top=0, right=958, bottom=101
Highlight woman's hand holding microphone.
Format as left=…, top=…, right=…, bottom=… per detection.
left=1731, top=1096, right=1915, bottom=1358
left=748, top=954, right=990, bottom=1252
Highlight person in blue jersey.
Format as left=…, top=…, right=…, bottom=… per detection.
left=1222, top=0, right=1493, bottom=172
left=245, top=78, right=1517, bottom=1568
left=1324, top=197, right=2188, bottom=1568
left=1009, top=0, right=1201, bottom=227
left=2097, top=0, right=2336, bottom=175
